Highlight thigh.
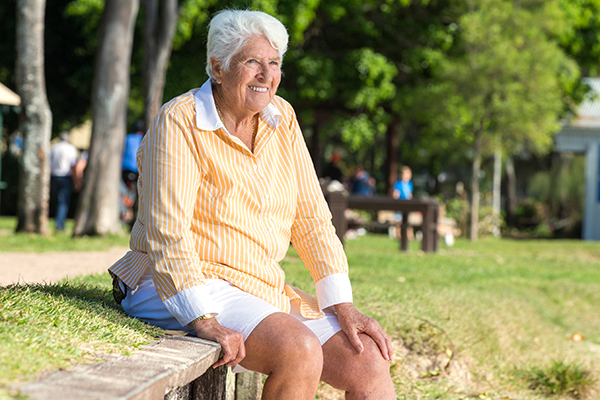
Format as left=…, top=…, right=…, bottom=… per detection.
left=240, top=312, right=323, bottom=376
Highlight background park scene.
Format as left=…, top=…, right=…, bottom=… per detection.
left=1, top=0, right=600, bottom=399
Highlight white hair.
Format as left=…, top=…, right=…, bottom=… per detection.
left=205, top=10, right=289, bottom=81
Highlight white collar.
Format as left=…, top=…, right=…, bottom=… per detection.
left=194, top=79, right=282, bottom=132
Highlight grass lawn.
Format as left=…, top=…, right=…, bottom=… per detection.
left=1, top=232, right=599, bottom=399
left=284, top=236, right=600, bottom=399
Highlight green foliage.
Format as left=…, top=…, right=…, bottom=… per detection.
left=514, top=198, right=548, bottom=225
left=335, top=109, right=388, bottom=153
left=426, top=0, right=576, bottom=158
left=294, top=54, right=336, bottom=101
left=521, top=359, right=596, bottom=399
left=4, top=0, right=600, bottom=218
left=63, top=0, right=104, bottom=56
left=174, top=0, right=215, bottom=50
left=345, top=48, right=397, bottom=111
left=444, top=196, right=469, bottom=231
left=559, top=0, right=600, bottom=76
left=527, top=153, right=585, bottom=233
left=477, top=205, right=504, bottom=236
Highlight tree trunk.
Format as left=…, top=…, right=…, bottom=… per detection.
left=15, top=0, right=52, bottom=234
left=492, top=146, right=501, bottom=237
left=309, top=109, right=331, bottom=176
left=384, top=116, right=400, bottom=195
left=505, top=155, right=517, bottom=227
left=73, top=0, right=139, bottom=236
left=469, top=134, right=482, bottom=241
left=142, top=0, right=181, bottom=126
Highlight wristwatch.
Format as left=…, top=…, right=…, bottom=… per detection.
left=189, top=313, right=218, bottom=325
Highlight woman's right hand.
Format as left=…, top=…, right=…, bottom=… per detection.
left=191, top=318, right=246, bottom=368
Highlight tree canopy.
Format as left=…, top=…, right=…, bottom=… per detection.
left=2, top=0, right=600, bottom=236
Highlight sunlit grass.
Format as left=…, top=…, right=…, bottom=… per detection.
left=1, top=232, right=599, bottom=399
left=284, top=235, right=600, bottom=399
left=0, top=274, right=163, bottom=398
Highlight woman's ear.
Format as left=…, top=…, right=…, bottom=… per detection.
left=210, top=57, right=223, bottom=84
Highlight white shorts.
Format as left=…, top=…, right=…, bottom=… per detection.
left=120, top=272, right=342, bottom=350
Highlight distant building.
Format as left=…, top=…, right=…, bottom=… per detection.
left=555, top=77, right=600, bottom=240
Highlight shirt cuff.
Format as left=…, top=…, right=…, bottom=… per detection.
left=163, top=285, right=221, bottom=326
left=315, top=273, right=353, bottom=311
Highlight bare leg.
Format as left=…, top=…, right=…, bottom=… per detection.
left=321, top=331, right=396, bottom=399
left=240, top=312, right=323, bottom=400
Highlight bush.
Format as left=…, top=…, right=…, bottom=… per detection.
left=514, top=198, right=548, bottom=229
left=521, top=360, right=596, bottom=399
left=477, top=205, right=504, bottom=236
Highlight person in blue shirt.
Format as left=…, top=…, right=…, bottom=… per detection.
left=121, top=120, right=145, bottom=224
left=393, top=166, right=413, bottom=200
left=392, top=166, right=414, bottom=239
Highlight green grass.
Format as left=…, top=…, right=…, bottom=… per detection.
left=521, top=359, right=596, bottom=399
left=283, top=236, right=600, bottom=399
left=0, top=217, right=129, bottom=252
left=1, top=232, right=600, bottom=399
left=0, top=276, right=164, bottom=399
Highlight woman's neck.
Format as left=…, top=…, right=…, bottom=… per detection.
left=213, top=86, right=258, bottom=152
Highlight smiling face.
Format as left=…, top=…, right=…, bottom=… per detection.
left=211, top=35, right=282, bottom=118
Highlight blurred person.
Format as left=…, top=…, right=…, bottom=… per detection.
left=109, top=9, right=395, bottom=400
left=349, top=165, right=376, bottom=196
left=392, top=166, right=414, bottom=240
left=121, top=120, right=145, bottom=224
left=72, top=150, right=88, bottom=192
left=392, top=165, right=413, bottom=201
left=50, top=131, right=78, bottom=231
left=322, top=152, right=344, bottom=183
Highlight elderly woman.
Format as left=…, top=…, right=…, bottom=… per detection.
left=110, top=9, right=395, bottom=399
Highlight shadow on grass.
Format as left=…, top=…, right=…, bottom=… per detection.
left=9, top=280, right=122, bottom=312
left=0, top=275, right=185, bottom=339
left=1, top=278, right=165, bottom=340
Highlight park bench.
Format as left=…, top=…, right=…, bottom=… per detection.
left=18, top=335, right=261, bottom=400
left=325, top=190, right=440, bottom=253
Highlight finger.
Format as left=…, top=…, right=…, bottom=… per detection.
left=212, top=341, right=237, bottom=368
left=212, top=356, right=227, bottom=369
left=227, top=339, right=246, bottom=367
left=369, top=328, right=393, bottom=361
left=385, top=334, right=394, bottom=361
left=344, top=328, right=364, bottom=353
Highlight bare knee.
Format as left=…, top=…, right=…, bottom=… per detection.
left=273, top=331, right=323, bottom=377
left=347, top=334, right=391, bottom=382
left=323, top=333, right=395, bottom=398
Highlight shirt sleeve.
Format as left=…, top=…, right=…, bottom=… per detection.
left=142, top=103, right=220, bottom=326
left=288, top=112, right=353, bottom=311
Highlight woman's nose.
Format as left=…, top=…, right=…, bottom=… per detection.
left=257, top=62, right=272, bottom=80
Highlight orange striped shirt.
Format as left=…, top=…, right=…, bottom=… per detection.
left=109, top=80, right=352, bottom=325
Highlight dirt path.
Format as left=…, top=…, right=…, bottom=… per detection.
left=0, top=247, right=129, bottom=286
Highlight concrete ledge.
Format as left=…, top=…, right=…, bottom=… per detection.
left=18, top=336, right=224, bottom=400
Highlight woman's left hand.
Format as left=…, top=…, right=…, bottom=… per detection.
left=334, top=302, right=393, bottom=361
